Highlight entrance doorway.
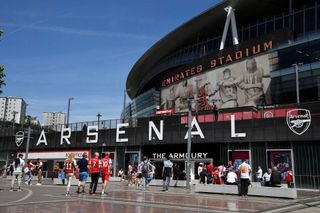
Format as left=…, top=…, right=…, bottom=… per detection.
left=125, top=152, right=140, bottom=174
left=150, top=158, right=213, bottom=180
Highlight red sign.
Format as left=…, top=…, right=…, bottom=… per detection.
left=156, top=109, right=174, bottom=115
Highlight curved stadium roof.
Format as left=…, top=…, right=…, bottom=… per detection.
left=126, top=0, right=313, bottom=99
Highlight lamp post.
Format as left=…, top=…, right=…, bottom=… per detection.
left=292, top=63, right=303, bottom=105
left=97, top=112, right=102, bottom=129
left=186, top=99, right=192, bottom=190
left=12, top=111, right=18, bottom=134
left=66, top=97, right=74, bottom=128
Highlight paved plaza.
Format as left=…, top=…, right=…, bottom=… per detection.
left=0, top=180, right=319, bottom=213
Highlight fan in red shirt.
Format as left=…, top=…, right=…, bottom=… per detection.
left=207, top=161, right=214, bottom=184
left=213, top=168, right=221, bottom=184
left=89, top=152, right=101, bottom=194
left=64, top=153, right=76, bottom=196
left=101, top=152, right=112, bottom=195
left=285, top=168, right=293, bottom=188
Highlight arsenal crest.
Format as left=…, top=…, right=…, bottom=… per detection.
left=286, top=109, right=311, bottom=135
left=15, top=131, right=25, bottom=147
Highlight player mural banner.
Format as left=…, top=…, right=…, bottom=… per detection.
left=161, top=53, right=277, bottom=113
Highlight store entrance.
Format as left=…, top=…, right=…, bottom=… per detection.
left=150, top=158, right=213, bottom=180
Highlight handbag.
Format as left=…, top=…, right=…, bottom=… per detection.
left=23, top=167, right=29, bottom=173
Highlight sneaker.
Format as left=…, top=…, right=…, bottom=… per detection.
left=81, top=190, right=86, bottom=194
left=36, top=183, right=41, bottom=186
left=25, top=181, right=28, bottom=185
left=65, top=192, right=70, bottom=196
left=17, top=188, right=22, bottom=192
left=10, top=188, right=14, bottom=192
left=101, top=192, right=105, bottom=196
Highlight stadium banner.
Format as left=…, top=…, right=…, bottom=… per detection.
left=161, top=52, right=277, bottom=113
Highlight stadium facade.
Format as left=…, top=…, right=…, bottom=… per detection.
left=1, top=0, right=320, bottom=189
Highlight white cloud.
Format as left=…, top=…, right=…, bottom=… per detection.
left=2, top=22, right=156, bottom=40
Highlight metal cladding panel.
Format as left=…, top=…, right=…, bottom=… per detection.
left=293, top=141, right=320, bottom=189
left=251, top=142, right=267, bottom=173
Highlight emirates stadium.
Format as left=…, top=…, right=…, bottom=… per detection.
left=0, top=0, right=320, bottom=190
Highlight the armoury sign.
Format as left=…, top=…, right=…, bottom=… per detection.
left=33, top=115, right=246, bottom=147
left=152, top=152, right=208, bottom=159
left=286, top=109, right=312, bottom=135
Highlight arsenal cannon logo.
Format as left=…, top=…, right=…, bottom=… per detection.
left=286, top=109, right=311, bottom=135
left=15, top=131, right=25, bottom=147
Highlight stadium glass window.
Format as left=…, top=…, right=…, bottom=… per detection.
left=305, top=7, right=315, bottom=33
left=283, top=14, right=290, bottom=29
left=275, top=16, right=283, bottom=30
left=317, top=5, right=320, bottom=31
left=266, top=18, right=275, bottom=33
left=294, top=10, right=304, bottom=36
left=258, top=22, right=265, bottom=36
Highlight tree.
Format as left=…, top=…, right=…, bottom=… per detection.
left=0, top=28, right=5, bottom=94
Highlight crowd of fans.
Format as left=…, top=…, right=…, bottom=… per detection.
left=197, top=160, right=294, bottom=188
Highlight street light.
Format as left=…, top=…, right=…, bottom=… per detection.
left=66, top=97, right=74, bottom=128
left=185, top=97, right=198, bottom=190
left=97, top=112, right=102, bottom=129
left=12, top=110, right=17, bottom=125
left=186, top=99, right=192, bottom=190
left=12, top=111, right=18, bottom=134
left=292, top=63, right=303, bottom=105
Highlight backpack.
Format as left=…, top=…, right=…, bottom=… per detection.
left=141, top=162, right=149, bottom=174
left=14, top=158, right=20, bottom=168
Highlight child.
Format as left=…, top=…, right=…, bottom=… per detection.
left=286, top=168, right=293, bottom=188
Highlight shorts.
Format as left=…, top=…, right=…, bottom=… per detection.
left=79, top=172, right=88, bottom=182
left=13, top=171, right=22, bottom=177
left=102, top=173, right=110, bottom=182
left=66, top=173, right=74, bottom=178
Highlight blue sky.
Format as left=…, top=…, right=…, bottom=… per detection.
left=0, top=0, right=217, bottom=123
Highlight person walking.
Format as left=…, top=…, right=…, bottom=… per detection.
left=59, top=167, right=65, bottom=185
left=101, top=152, right=112, bottom=196
left=35, top=158, right=43, bottom=185
left=10, top=154, right=25, bottom=191
left=207, top=160, right=214, bottom=184
left=76, top=152, right=89, bottom=194
left=162, top=156, right=173, bottom=192
left=138, top=156, right=152, bottom=191
left=52, top=162, right=60, bottom=181
left=238, top=159, right=252, bottom=197
left=173, top=164, right=181, bottom=187
left=64, top=153, right=76, bottom=196
left=25, top=160, right=34, bottom=185
left=128, top=164, right=133, bottom=186
left=89, top=152, right=101, bottom=194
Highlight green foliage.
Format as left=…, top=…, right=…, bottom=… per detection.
left=0, top=65, right=5, bottom=94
